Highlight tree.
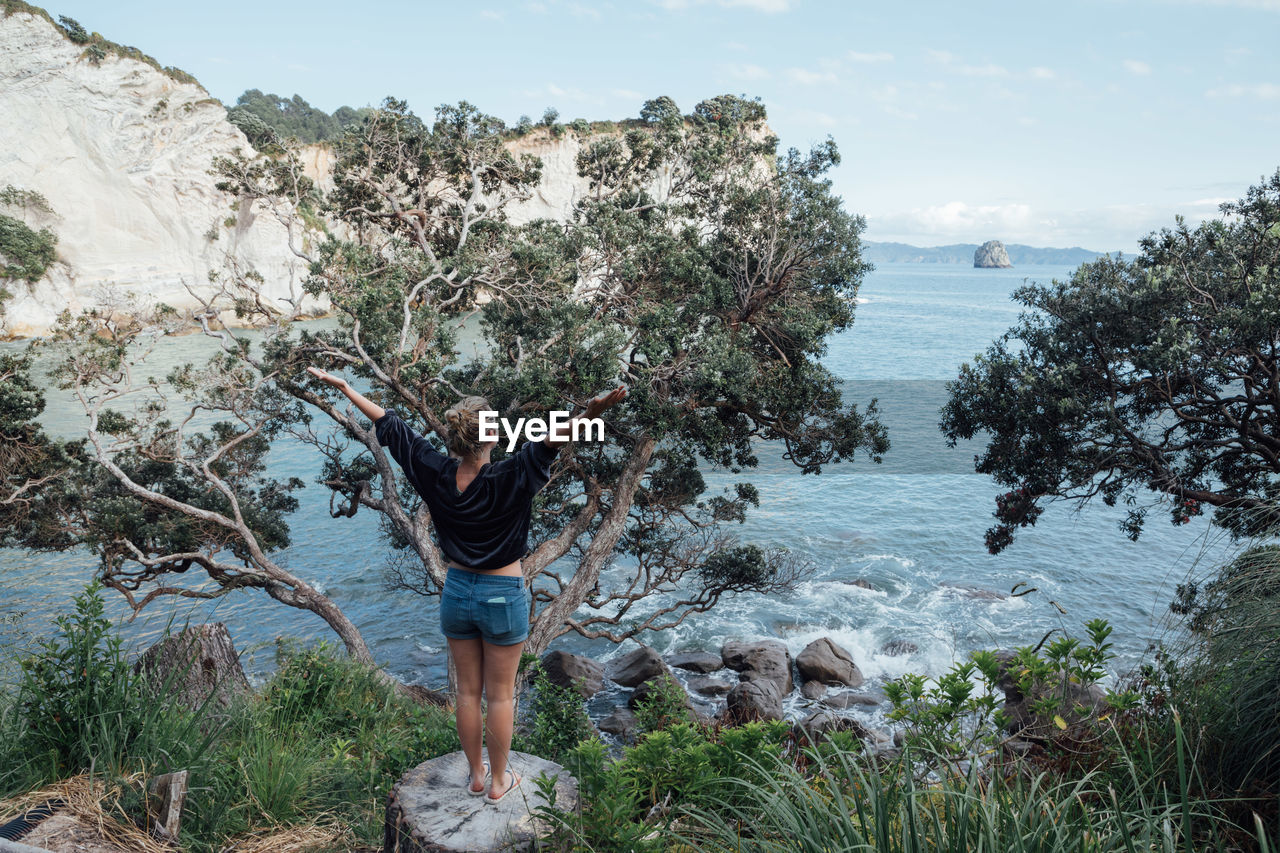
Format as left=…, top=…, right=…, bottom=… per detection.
left=47, top=94, right=885, bottom=662
left=941, top=169, right=1280, bottom=554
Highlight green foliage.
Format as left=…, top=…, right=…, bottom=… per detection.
left=56, top=14, right=86, bottom=42
left=0, top=185, right=54, bottom=217
left=0, top=212, right=56, bottom=282
left=884, top=656, right=1005, bottom=762
left=1, top=582, right=217, bottom=794
left=536, top=720, right=791, bottom=852
left=519, top=662, right=595, bottom=763
left=884, top=619, right=1135, bottom=769
left=181, top=641, right=458, bottom=851
left=942, top=168, right=1280, bottom=552
left=0, top=349, right=88, bottom=551
left=671, top=734, right=1259, bottom=852
left=1157, top=544, right=1280, bottom=823
left=633, top=672, right=696, bottom=734
left=227, top=89, right=372, bottom=147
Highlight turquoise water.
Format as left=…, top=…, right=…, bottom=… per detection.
left=0, top=264, right=1231, bottom=702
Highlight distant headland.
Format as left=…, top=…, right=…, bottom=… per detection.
left=863, top=240, right=1112, bottom=266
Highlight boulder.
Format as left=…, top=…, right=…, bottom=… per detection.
left=606, top=645, right=667, bottom=688
left=974, top=240, right=1013, bottom=268
left=598, top=707, right=638, bottom=740
left=721, top=640, right=793, bottom=694
left=384, top=750, right=577, bottom=853
left=795, top=710, right=873, bottom=745
left=822, top=691, right=882, bottom=710
left=995, top=651, right=1108, bottom=741
left=795, top=638, right=863, bottom=688
left=540, top=650, right=604, bottom=699
left=880, top=640, right=918, bottom=657
left=724, top=680, right=784, bottom=723
left=628, top=674, right=695, bottom=713
left=800, top=680, right=827, bottom=700
left=941, top=582, right=1007, bottom=600
left=687, top=676, right=732, bottom=697
left=844, top=578, right=876, bottom=590
left=665, top=651, right=724, bottom=674
left=133, top=624, right=249, bottom=713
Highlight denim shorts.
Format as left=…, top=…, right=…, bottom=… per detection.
left=440, top=568, right=530, bottom=646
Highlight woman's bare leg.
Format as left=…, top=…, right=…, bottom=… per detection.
left=482, top=639, right=525, bottom=797
left=448, top=637, right=487, bottom=792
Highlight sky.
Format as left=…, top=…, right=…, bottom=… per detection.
left=42, top=0, right=1280, bottom=253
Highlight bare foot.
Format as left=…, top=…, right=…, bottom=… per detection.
left=485, top=769, right=521, bottom=803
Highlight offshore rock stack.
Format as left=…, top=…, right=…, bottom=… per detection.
left=974, top=240, right=1013, bottom=268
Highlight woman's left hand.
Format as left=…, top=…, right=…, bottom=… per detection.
left=583, top=386, right=627, bottom=419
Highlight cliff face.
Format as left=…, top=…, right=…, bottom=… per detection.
left=1, top=8, right=765, bottom=338
left=0, top=10, right=319, bottom=338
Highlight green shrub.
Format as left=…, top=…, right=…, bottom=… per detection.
left=536, top=720, right=791, bottom=852
left=56, top=14, right=87, bottom=43
left=0, top=212, right=56, bottom=282
left=2, top=581, right=217, bottom=794
left=519, top=662, right=594, bottom=763
left=633, top=672, right=695, bottom=735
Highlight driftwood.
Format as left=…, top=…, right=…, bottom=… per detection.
left=145, top=771, right=188, bottom=842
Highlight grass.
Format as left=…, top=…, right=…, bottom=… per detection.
left=0, top=584, right=459, bottom=852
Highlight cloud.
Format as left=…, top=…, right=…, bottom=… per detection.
left=524, top=83, right=602, bottom=104
left=611, top=88, right=645, bottom=100
left=1157, top=0, right=1280, bottom=8
left=847, top=50, right=894, bottom=63
left=785, top=66, right=838, bottom=85
left=927, top=50, right=1008, bottom=77
left=480, top=9, right=503, bottom=20
left=1123, top=59, right=1152, bottom=75
left=721, top=62, right=771, bottom=80
left=525, top=1, right=549, bottom=10
left=655, top=0, right=792, bottom=10
left=878, top=201, right=1037, bottom=238
left=1206, top=82, right=1280, bottom=98
left=1030, top=66, right=1056, bottom=79
left=568, top=2, right=602, bottom=18
left=869, top=197, right=1235, bottom=249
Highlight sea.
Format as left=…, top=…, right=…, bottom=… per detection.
left=0, top=263, right=1235, bottom=720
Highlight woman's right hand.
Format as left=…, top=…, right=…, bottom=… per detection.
left=306, top=366, right=348, bottom=390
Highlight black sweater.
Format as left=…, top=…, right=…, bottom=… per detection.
left=374, top=408, right=560, bottom=571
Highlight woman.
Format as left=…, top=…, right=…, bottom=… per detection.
left=305, top=366, right=625, bottom=803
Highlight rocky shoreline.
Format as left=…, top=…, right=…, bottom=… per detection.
left=540, top=630, right=1106, bottom=757
left=542, top=636, right=899, bottom=751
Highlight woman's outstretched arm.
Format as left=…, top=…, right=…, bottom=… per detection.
left=306, top=367, right=385, bottom=422
left=546, top=386, right=627, bottom=445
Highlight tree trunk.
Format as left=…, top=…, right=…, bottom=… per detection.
left=524, top=438, right=655, bottom=655
left=133, top=623, right=250, bottom=713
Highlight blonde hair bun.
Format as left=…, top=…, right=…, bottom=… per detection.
left=444, top=396, right=491, bottom=457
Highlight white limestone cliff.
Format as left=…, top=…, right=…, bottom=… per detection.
left=1, top=8, right=772, bottom=338
left=0, top=9, right=320, bottom=338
